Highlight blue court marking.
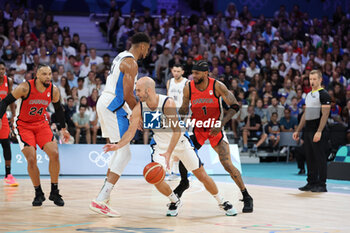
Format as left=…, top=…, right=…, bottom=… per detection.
left=6, top=222, right=93, bottom=233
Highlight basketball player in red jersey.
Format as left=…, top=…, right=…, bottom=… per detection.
left=0, top=65, right=70, bottom=206
left=177, top=61, right=253, bottom=213
left=0, top=62, right=17, bottom=186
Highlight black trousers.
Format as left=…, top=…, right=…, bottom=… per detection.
left=303, top=127, right=328, bottom=186
left=293, top=144, right=305, bottom=170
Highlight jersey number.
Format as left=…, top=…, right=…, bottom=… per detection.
left=202, top=106, right=207, bottom=115
left=29, top=107, right=44, bottom=116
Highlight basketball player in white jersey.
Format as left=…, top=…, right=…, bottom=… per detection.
left=89, top=33, right=150, bottom=217
left=165, top=64, right=188, bottom=181
left=104, top=77, right=237, bottom=217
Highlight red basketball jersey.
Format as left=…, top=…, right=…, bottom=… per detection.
left=0, top=75, right=10, bottom=139
left=189, top=77, right=221, bottom=124
left=0, top=75, right=9, bottom=105
left=15, top=79, right=52, bottom=124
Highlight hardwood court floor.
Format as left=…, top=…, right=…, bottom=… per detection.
left=1, top=178, right=349, bottom=233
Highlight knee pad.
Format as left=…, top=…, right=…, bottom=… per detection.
left=108, top=144, right=131, bottom=175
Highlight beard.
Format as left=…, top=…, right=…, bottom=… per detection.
left=43, top=82, right=50, bottom=88
left=194, top=77, right=204, bottom=84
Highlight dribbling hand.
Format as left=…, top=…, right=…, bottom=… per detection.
left=103, top=144, right=119, bottom=153
left=160, top=151, right=171, bottom=170
left=60, top=129, right=71, bottom=143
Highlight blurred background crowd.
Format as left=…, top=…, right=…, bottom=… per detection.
left=0, top=1, right=349, bottom=159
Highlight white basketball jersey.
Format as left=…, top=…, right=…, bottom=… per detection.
left=168, top=77, right=187, bottom=108
left=101, top=51, right=137, bottom=113
left=141, top=94, right=187, bottom=149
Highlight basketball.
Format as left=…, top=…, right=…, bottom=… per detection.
left=143, top=162, right=165, bottom=184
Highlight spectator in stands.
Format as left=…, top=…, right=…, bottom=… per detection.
left=32, top=17, right=45, bottom=38
left=10, top=53, right=26, bottom=84
left=63, top=36, right=76, bottom=57
left=251, top=112, right=280, bottom=152
left=70, top=33, right=80, bottom=50
left=38, top=46, right=50, bottom=65
left=73, top=105, right=91, bottom=144
left=64, top=97, right=76, bottom=136
left=241, top=105, right=262, bottom=152
left=1, top=45, right=15, bottom=68
left=255, top=98, right=268, bottom=124
left=245, top=60, right=260, bottom=79
left=58, top=76, right=70, bottom=103
left=67, top=70, right=78, bottom=88
left=77, top=77, right=89, bottom=99
left=267, top=97, right=284, bottom=121
left=155, top=47, right=172, bottom=84
left=78, top=43, right=88, bottom=61
left=52, top=69, right=60, bottom=86
left=289, top=96, right=301, bottom=118
left=90, top=48, right=103, bottom=65
left=238, top=71, right=249, bottom=92
left=97, top=54, right=111, bottom=74
left=80, top=55, right=91, bottom=78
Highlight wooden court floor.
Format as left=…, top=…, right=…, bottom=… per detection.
left=1, top=178, right=349, bottom=233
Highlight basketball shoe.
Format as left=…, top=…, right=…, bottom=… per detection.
left=89, top=199, right=121, bottom=217
left=241, top=195, right=253, bottom=213
left=49, top=189, right=65, bottom=206
left=166, top=199, right=182, bottom=217
left=165, top=173, right=181, bottom=181
left=219, top=201, right=237, bottom=216
left=32, top=192, right=45, bottom=206
left=4, top=174, right=18, bottom=186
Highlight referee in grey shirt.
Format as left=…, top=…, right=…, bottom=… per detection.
left=293, top=70, right=331, bottom=192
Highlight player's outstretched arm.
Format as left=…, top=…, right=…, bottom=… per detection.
left=103, top=102, right=141, bottom=152
left=178, top=81, right=190, bottom=118
left=215, top=80, right=240, bottom=126
left=160, top=98, right=182, bottom=169
left=0, top=82, right=29, bottom=123
left=120, top=58, right=138, bottom=110
left=52, top=85, right=70, bottom=142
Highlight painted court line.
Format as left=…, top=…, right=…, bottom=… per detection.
left=6, top=222, right=93, bottom=233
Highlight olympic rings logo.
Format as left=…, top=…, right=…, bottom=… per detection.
left=88, top=151, right=112, bottom=167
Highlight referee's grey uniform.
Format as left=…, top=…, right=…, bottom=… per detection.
left=304, top=88, right=331, bottom=188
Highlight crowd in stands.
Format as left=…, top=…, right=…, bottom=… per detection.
left=1, top=1, right=350, bottom=150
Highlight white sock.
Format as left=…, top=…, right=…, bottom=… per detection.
left=168, top=192, right=179, bottom=203
left=172, top=161, right=179, bottom=174
left=213, top=193, right=224, bottom=205
left=96, top=181, right=114, bottom=202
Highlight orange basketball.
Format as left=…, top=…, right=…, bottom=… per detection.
left=143, top=162, right=165, bottom=184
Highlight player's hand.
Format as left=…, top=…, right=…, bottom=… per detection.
left=160, top=151, right=171, bottom=170
left=209, top=126, right=222, bottom=136
left=60, top=129, right=71, bottom=143
left=292, top=131, right=299, bottom=141
left=313, top=132, right=321, bottom=142
left=103, top=144, right=119, bottom=152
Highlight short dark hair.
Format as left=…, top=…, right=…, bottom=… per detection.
left=131, top=32, right=150, bottom=45
left=272, top=112, right=278, bottom=116
left=172, top=63, right=183, bottom=69
left=37, top=64, right=50, bottom=73
left=0, top=61, right=5, bottom=67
